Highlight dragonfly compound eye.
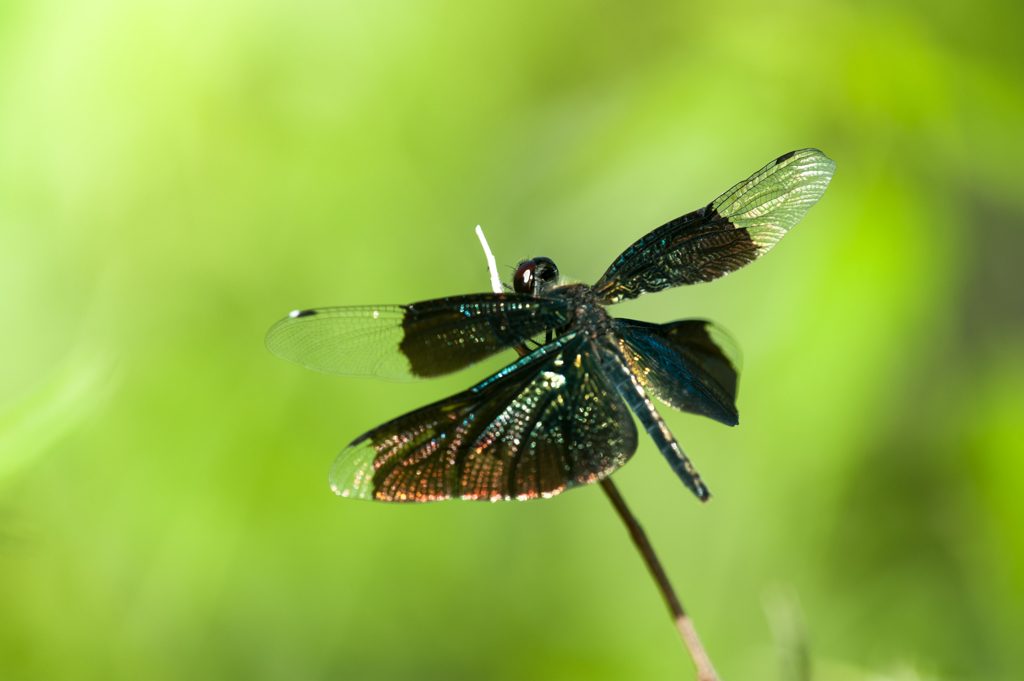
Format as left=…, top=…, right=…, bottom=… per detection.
left=532, top=257, right=559, bottom=285
left=513, top=258, right=559, bottom=295
left=513, top=260, right=536, bottom=294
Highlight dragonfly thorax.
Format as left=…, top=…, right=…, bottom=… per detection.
left=551, top=283, right=613, bottom=340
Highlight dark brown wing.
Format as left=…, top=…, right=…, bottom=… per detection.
left=329, top=333, right=637, bottom=501
left=266, top=293, right=571, bottom=381
left=593, top=149, right=835, bottom=303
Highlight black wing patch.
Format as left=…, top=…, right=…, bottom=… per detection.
left=265, top=293, right=571, bottom=381
left=597, top=336, right=711, bottom=501
left=593, top=149, right=835, bottom=303
left=329, top=333, right=638, bottom=502
left=613, top=318, right=741, bottom=427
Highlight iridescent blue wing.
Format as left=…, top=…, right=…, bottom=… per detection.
left=330, top=333, right=638, bottom=502
left=613, top=318, right=741, bottom=427
left=265, top=293, right=571, bottom=381
left=598, top=335, right=711, bottom=501
left=593, top=149, right=835, bottom=303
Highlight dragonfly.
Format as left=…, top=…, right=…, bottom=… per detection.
left=267, top=149, right=835, bottom=503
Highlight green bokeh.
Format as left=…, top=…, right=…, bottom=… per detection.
left=2, top=1, right=1022, bottom=679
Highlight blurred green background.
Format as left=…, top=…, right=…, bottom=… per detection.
left=1, top=1, right=1022, bottom=679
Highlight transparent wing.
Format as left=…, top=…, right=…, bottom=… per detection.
left=593, top=149, right=836, bottom=303
left=613, top=318, right=741, bottom=427
left=265, top=293, right=571, bottom=381
left=330, top=333, right=638, bottom=502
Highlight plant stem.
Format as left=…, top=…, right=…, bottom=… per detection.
left=599, top=477, right=720, bottom=681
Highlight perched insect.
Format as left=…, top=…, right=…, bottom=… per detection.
left=267, top=149, right=835, bottom=503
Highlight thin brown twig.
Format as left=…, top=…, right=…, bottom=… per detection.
left=600, top=477, right=720, bottom=681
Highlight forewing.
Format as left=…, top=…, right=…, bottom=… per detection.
left=330, top=333, right=638, bottom=502
left=593, top=149, right=835, bottom=303
left=265, top=293, right=571, bottom=381
left=613, top=318, right=741, bottom=427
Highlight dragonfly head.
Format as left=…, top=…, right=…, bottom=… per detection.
left=513, top=257, right=559, bottom=296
